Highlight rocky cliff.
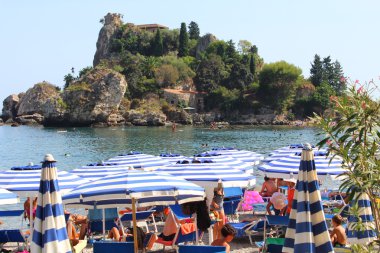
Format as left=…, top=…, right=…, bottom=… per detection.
left=93, top=13, right=122, bottom=66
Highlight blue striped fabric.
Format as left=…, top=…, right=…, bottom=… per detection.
left=193, top=154, right=253, bottom=173
left=283, top=148, right=333, bottom=253
left=155, top=164, right=256, bottom=189
left=62, top=170, right=205, bottom=209
left=106, top=153, right=170, bottom=170
left=258, top=152, right=343, bottom=180
left=263, top=146, right=325, bottom=162
left=0, top=167, right=89, bottom=196
left=71, top=163, right=132, bottom=181
left=159, top=153, right=187, bottom=164
left=347, top=193, right=376, bottom=245
left=205, top=149, right=264, bottom=165
left=0, top=189, right=19, bottom=205
left=30, top=161, right=71, bottom=253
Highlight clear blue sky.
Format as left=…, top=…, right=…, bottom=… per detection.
left=1, top=1, right=379, bottom=104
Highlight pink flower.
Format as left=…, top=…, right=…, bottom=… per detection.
left=357, top=86, right=363, bottom=94
left=361, top=102, right=366, bottom=109
left=326, top=139, right=332, bottom=146
left=329, top=121, right=337, bottom=127
left=340, top=76, right=346, bottom=82
left=355, top=79, right=360, bottom=84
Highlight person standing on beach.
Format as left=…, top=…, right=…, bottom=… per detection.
left=210, top=186, right=225, bottom=240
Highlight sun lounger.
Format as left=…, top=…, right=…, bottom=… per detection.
left=179, top=245, right=226, bottom=253
left=88, top=208, right=118, bottom=235
left=93, top=241, right=134, bottom=253
left=257, top=237, right=285, bottom=253
left=0, top=229, right=29, bottom=250
left=223, top=200, right=240, bottom=222
left=120, top=210, right=157, bottom=232
left=71, top=240, right=87, bottom=253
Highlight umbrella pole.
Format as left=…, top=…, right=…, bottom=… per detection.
left=194, top=213, right=199, bottom=245
left=102, top=208, right=105, bottom=239
left=132, top=198, right=138, bottom=253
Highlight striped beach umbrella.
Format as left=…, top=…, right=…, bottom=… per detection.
left=258, top=152, right=344, bottom=180
left=207, top=148, right=264, bottom=165
left=0, top=188, right=19, bottom=205
left=283, top=145, right=333, bottom=253
left=71, top=163, right=133, bottom=181
left=30, top=154, right=71, bottom=253
left=158, top=153, right=187, bottom=164
left=347, top=192, right=376, bottom=245
left=0, top=166, right=89, bottom=196
left=106, top=152, right=170, bottom=170
left=193, top=153, right=252, bottom=172
left=263, top=144, right=324, bottom=162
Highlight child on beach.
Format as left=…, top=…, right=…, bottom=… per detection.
left=330, top=215, right=347, bottom=247
left=211, top=224, right=236, bottom=253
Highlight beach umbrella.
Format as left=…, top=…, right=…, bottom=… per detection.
left=0, top=188, right=19, bottom=205
left=258, top=151, right=344, bottom=180
left=62, top=170, right=205, bottom=253
left=71, top=162, right=133, bottom=181
left=158, top=153, right=187, bottom=164
left=207, top=148, right=264, bottom=165
left=283, top=144, right=333, bottom=253
left=30, top=154, right=71, bottom=253
left=347, top=192, right=376, bottom=245
left=106, top=152, right=170, bottom=170
left=192, top=154, right=252, bottom=172
left=263, top=144, right=324, bottom=162
left=0, top=165, right=89, bottom=196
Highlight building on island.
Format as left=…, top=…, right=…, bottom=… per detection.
left=163, top=89, right=207, bottom=112
left=137, top=24, right=168, bottom=33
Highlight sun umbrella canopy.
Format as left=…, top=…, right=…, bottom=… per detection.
left=158, top=153, right=187, bottom=164
left=106, top=152, right=170, bottom=170
left=62, top=170, right=205, bottom=209
left=263, top=144, right=324, bottom=162
left=347, top=193, right=376, bottom=245
left=283, top=145, right=333, bottom=253
left=71, top=162, right=133, bottom=181
left=0, top=188, right=19, bottom=205
left=258, top=151, right=344, bottom=180
left=0, top=166, right=89, bottom=196
left=30, top=157, right=71, bottom=253
left=207, top=148, right=264, bottom=165
left=193, top=153, right=252, bottom=172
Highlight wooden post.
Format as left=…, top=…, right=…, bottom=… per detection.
left=132, top=198, right=138, bottom=253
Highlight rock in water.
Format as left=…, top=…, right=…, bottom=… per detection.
left=2, top=94, right=20, bottom=121
left=93, top=13, right=123, bottom=66
left=17, top=82, right=61, bottom=117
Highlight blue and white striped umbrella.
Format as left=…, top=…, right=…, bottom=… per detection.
left=0, top=189, right=19, bottom=205
left=283, top=146, right=333, bottom=253
left=258, top=152, right=344, bottom=180
left=207, top=148, right=264, bottom=165
left=62, top=170, right=205, bottom=209
left=71, top=162, right=133, bottom=181
left=155, top=164, right=255, bottom=188
left=0, top=166, right=89, bottom=196
left=30, top=157, right=71, bottom=253
left=347, top=192, right=376, bottom=245
left=106, top=152, right=170, bottom=170
left=264, top=144, right=325, bottom=162
left=192, top=153, right=252, bottom=173
left=158, top=153, right=187, bottom=164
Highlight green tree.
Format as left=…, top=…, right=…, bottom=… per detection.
left=152, top=29, right=163, bottom=56
left=331, top=60, right=345, bottom=95
left=178, top=22, right=189, bottom=57
left=238, top=40, right=252, bottom=55
left=78, top=66, right=93, bottom=78
left=250, top=45, right=258, bottom=54
left=206, top=86, right=240, bottom=112
left=225, top=60, right=253, bottom=90
left=195, top=54, right=228, bottom=92
left=310, top=54, right=323, bottom=87
left=142, top=56, right=158, bottom=78
left=63, top=73, right=75, bottom=89
left=311, top=81, right=335, bottom=112
left=258, top=61, right=302, bottom=112
left=161, top=29, right=179, bottom=54
left=249, top=54, right=256, bottom=77
left=313, top=83, right=380, bottom=251
left=188, top=21, right=200, bottom=40
left=225, top=40, right=238, bottom=60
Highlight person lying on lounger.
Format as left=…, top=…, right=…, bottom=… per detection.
left=66, top=216, right=88, bottom=246
left=108, top=226, right=147, bottom=250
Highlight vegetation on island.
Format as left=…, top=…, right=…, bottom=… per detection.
left=64, top=18, right=346, bottom=119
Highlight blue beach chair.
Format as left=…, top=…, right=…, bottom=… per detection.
left=0, top=210, right=29, bottom=250
left=93, top=241, right=134, bottom=253
left=120, top=210, right=157, bottom=232
left=179, top=245, right=226, bottom=253
left=88, top=208, right=118, bottom=235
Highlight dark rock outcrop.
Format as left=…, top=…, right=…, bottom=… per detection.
left=125, top=110, right=166, bottom=126
left=93, top=13, right=123, bottom=66
left=195, top=33, right=217, bottom=59
left=2, top=94, right=20, bottom=121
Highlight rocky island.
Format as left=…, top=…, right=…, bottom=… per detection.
left=1, top=13, right=345, bottom=127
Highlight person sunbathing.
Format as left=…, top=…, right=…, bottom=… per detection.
left=108, top=226, right=146, bottom=250
left=67, top=216, right=88, bottom=246
left=330, top=215, right=347, bottom=247
left=211, top=224, right=237, bottom=253
left=260, top=177, right=277, bottom=197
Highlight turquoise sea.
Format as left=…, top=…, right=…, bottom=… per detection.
left=0, top=125, right=321, bottom=171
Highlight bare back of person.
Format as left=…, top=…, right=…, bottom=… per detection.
left=264, top=180, right=277, bottom=196
left=333, top=226, right=347, bottom=246
left=211, top=239, right=230, bottom=253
